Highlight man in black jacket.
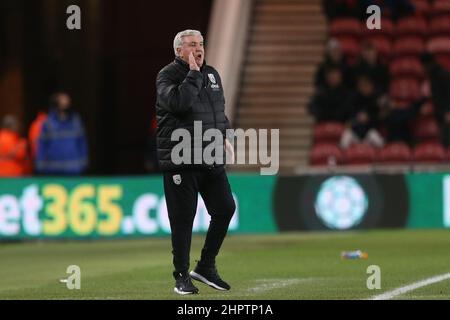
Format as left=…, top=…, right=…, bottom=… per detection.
left=155, top=29, right=235, bottom=295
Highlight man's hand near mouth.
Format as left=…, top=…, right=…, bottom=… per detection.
left=189, top=52, right=200, bottom=71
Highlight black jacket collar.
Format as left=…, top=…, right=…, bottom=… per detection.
left=174, top=56, right=206, bottom=72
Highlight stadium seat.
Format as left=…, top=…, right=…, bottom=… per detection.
left=413, top=142, right=447, bottom=163
left=313, top=122, right=345, bottom=144
left=419, top=101, right=435, bottom=116
left=429, top=15, right=450, bottom=36
left=411, top=0, right=431, bottom=16
left=377, top=142, right=412, bottom=164
left=413, top=116, right=441, bottom=143
left=395, top=17, right=428, bottom=38
left=310, top=143, right=344, bottom=166
left=435, top=54, right=450, bottom=71
left=344, top=143, right=377, bottom=165
left=389, top=57, right=425, bottom=80
left=336, top=36, right=361, bottom=64
left=389, top=77, right=422, bottom=104
left=431, top=0, right=450, bottom=16
left=427, top=37, right=450, bottom=55
left=364, top=18, right=395, bottom=37
left=393, top=36, right=425, bottom=57
left=367, top=36, right=393, bottom=62
left=330, top=18, right=363, bottom=38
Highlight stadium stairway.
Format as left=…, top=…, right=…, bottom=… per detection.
left=233, top=0, right=327, bottom=173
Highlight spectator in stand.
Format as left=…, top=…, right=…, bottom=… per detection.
left=0, top=115, right=30, bottom=176
left=352, top=41, right=389, bottom=94
left=340, top=75, right=385, bottom=148
left=28, top=108, right=48, bottom=162
left=381, top=97, right=426, bottom=145
left=420, top=53, right=450, bottom=147
left=322, top=0, right=365, bottom=20
left=36, top=92, right=88, bottom=175
left=315, top=38, right=353, bottom=91
left=309, top=66, right=353, bottom=123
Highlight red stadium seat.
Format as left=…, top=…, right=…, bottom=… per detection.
left=435, top=54, right=450, bottom=71
left=378, top=142, right=412, bottom=164
left=389, top=57, right=425, bottom=80
left=413, top=142, right=446, bottom=163
left=419, top=101, right=435, bottom=116
left=395, top=17, right=428, bottom=38
left=367, top=36, right=393, bottom=62
left=330, top=18, right=363, bottom=38
left=314, top=122, right=345, bottom=144
left=431, top=0, right=450, bottom=16
left=310, top=143, right=344, bottom=166
left=429, top=15, right=450, bottom=36
left=389, top=77, right=422, bottom=104
left=344, top=143, right=377, bottom=165
left=336, top=36, right=360, bottom=64
left=427, top=37, right=450, bottom=55
left=393, top=36, right=425, bottom=57
left=364, top=18, right=395, bottom=37
left=413, top=116, right=441, bottom=143
left=411, top=0, right=431, bottom=16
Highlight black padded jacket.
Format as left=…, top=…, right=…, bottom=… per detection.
left=155, top=57, right=231, bottom=171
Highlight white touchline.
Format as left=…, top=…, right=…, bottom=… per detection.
left=369, top=272, right=450, bottom=300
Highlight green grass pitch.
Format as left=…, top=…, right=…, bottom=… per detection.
left=0, top=229, right=449, bottom=300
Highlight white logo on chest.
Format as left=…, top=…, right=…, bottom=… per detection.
left=172, top=174, right=182, bottom=185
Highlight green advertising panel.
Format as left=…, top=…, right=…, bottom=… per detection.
left=0, top=175, right=277, bottom=240
left=406, top=173, right=450, bottom=229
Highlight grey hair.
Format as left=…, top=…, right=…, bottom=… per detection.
left=173, top=29, right=203, bottom=56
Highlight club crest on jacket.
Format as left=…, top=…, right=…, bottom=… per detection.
left=173, top=174, right=182, bottom=185
left=208, top=73, right=216, bottom=84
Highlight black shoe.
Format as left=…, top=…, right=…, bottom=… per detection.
left=174, top=272, right=199, bottom=295
left=190, top=264, right=230, bottom=291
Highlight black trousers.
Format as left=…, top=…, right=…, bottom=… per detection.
left=163, top=165, right=236, bottom=277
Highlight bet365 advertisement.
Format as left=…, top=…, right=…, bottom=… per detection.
left=1, top=172, right=450, bottom=240
left=0, top=175, right=277, bottom=240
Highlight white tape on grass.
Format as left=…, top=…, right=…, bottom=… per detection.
left=370, top=272, right=450, bottom=300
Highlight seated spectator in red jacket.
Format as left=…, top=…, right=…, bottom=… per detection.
left=340, top=75, right=385, bottom=148
left=315, top=38, right=353, bottom=91
left=421, top=53, right=450, bottom=147
left=352, top=41, right=389, bottom=94
left=309, top=67, right=353, bottom=123
left=0, top=115, right=30, bottom=177
left=322, top=0, right=365, bottom=20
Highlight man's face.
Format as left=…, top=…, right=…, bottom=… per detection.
left=177, top=35, right=205, bottom=67
left=57, top=94, right=71, bottom=111
left=362, top=46, right=377, bottom=64
left=326, top=69, right=342, bottom=88
left=357, top=77, right=374, bottom=96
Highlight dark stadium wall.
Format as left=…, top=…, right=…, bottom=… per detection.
left=14, top=0, right=212, bottom=175
left=99, top=0, right=213, bottom=174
